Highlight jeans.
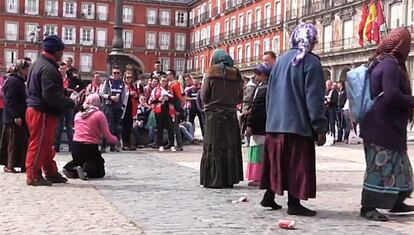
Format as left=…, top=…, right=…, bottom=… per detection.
left=188, top=108, right=205, bottom=137
left=173, top=113, right=183, bottom=147
left=336, top=108, right=345, bottom=141
left=55, top=108, right=74, bottom=150
left=180, top=122, right=195, bottom=142
left=102, top=106, right=123, bottom=149
left=325, top=108, right=337, bottom=138
left=155, top=110, right=174, bottom=147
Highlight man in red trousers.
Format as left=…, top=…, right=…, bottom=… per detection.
left=25, top=35, right=75, bottom=186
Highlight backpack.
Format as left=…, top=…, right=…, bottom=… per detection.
left=346, top=64, right=383, bottom=123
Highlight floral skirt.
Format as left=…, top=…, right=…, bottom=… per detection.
left=361, top=143, right=414, bottom=209
left=246, top=135, right=265, bottom=182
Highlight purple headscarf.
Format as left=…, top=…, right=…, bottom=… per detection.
left=290, top=22, right=318, bottom=66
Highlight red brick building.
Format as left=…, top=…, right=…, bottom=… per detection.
left=187, top=0, right=284, bottom=77
left=0, top=0, right=283, bottom=79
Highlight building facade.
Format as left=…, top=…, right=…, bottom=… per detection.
left=285, top=0, right=414, bottom=84
left=0, top=0, right=191, bottom=78
left=187, top=0, right=284, bottom=77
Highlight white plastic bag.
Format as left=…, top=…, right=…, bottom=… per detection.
left=324, top=132, right=335, bottom=146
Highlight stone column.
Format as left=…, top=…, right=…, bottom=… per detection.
left=112, top=0, right=123, bottom=52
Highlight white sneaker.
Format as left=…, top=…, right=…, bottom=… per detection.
left=159, top=146, right=164, bottom=152
left=171, top=146, right=177, bottom=152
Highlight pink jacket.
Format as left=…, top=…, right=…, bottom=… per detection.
left=73, top=110, right=118, bottom=145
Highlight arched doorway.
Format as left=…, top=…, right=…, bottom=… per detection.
left=338, top=67, right=351, bottom=81
left=323, top=69, right=331, bottom=81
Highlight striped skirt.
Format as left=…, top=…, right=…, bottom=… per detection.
left=246, top=135, right=265, bottom=182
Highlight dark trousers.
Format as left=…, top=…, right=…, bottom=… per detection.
left=189, top=108, right=205, bottom=136
left=336, top=108, right=345, bottom=141
left=325, top=108, right=337, bottom=138
left=173, top=114, right=183, bottom=148
left=155, top=110, right=174, bottom=147
left=0, top=123, right=29, bottom=169
left=102, top=106, right=123, bottom=148
left=55, top=108, right=74, bottom=150
left=122, top=114, right=133, bottom=147
left=64, top=141, right=105, bottom=178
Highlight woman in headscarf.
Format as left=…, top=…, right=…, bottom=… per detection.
left=0, top=59, right=30, bottom=173
left=62, top=94, right=118, bottom=180
left=260, top=22, right=327, bottom=215
left=245, top=63, right=272, bottom=187
left=359, top=28, right=414, bottom=221
left=200, top=49, right=244, bottom=188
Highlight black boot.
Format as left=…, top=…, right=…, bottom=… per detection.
left=260, top=189, right=282, bottom=210
left=390, top=192, right=414, bottom=213
left=287, top=193, right=316, bottom=216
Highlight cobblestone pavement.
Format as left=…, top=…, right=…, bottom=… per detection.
left=1, top=143, right=414, bottom=234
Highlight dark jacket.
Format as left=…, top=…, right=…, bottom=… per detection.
left=26, top=54, right=75, bottom=116
left=66, top=75, right=85, bottom=93
left=325, top=89, right=338, bottom=109
left=266, top=49, right=327, bottom=137
left=337, top=88, right=347, bottom=108
left=2, top=74, right=27, bottom=124
left=360, top=56, right=414, bottom=151
left=247, top=80, right=268, bottom=135
left=201, top=65, right=243, bottom=112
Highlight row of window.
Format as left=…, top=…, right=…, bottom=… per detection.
left=4, top=49, right=187, bottom=75
left=6, top=0, right=189, bottom=26
left=187, top=36, right=280, bottom=73
left=191, top=1, right=282, bottom=46
left=4, top=22, right=187, bottom=51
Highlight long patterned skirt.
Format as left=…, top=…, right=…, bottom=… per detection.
left=361, top=143, right=414, bottom=209
left=246, top=135, right=265, bottom=182
left=200, top=109, right=243, bottom=188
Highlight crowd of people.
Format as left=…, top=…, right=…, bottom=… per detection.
left=0, top=23, right=413, bottom=223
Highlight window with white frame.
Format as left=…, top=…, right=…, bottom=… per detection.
left=25, top=0, right=39, bottom=15
left=255, top=8, right=261, bottom=29
left=146, top=32, right=156, bottom=49
left=25, top=50, right=38, bottom=62
left=175, top=33, right=186, bottom=51
left=97, top=4, right=108, bottom=20
left=159, top=33, right=170, bottom=50
left=217, top=0, right=221, bottom=14
left=147, top=9, right=157, bottom=25
left=229, top=47, right=235, bottom=60
left=5, top=22, right=18, bottom=41
left=323, top=24, right=332, bottom=52
left=263, top=38, right=270, bottom=52
left=159, top=58, right=170, bottom=71
left=96, top=29, right=107, bottom=47
left=265, top=4, right=271, bottom=27
left=26, top=23, right=38, bottom=42
left=275, top=1, right=281, bottom=24
left=254, top=41, right=260, bottom=59
left=45, top=0, right=58, bottom=16
left=62, top=26, right=76, bottom=44
left=5, top=50, right=18, bottom=68
left=82, top=3, right=95, bottom=19
left=187, top=59, right=192, bottom=71
left=200, top=56, right=205, bottom=73
left=208, top=1, right=212, bottom=17
left=63, top=1, right=77, bottom=18
left=238, top=14, right=244, bottom=35
left=343, top=20, right=353, bottom=49
left=175, top=59, right=185, bottom=75
left=272, top=37, right=279, bottom=54
left=43, top=25, right=58, bottom=37
left=194, top=57, right=199, bottom=69
left=245, top=44, right=251, bottom=62
left=80, top=28, right=94, bottom=46
left=160, top=10, right=171, bottom=26
left=224, top=19, right=230, bottom=38
left=214, top=23, right=220, bottom=42
left=123, top=6, right=133, bottom=23
left=246, top=11, right=252, bottom=32
left=176, top=11, right=187, bottom=27
left=390, top=3, right=402, bottom=29
left=80, top=54, right=92, bottom=72
left=123, top=30, right=133, bottom=48
left=237, top=46, right=243, bottom=63
left=231, top=17, right=236, bottom=35
left=6, top=0, right=18, bottom=13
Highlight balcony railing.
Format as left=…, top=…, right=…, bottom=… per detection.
left=287, top=0, right=349, bottom=21
left=189, top=16, right=282, bottom=50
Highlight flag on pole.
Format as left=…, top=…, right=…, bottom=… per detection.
left=373, top=0, right=385, bottom=44
left=363, top=1, right=377, bottom=42
left=358, top=3, right=368, bottom=46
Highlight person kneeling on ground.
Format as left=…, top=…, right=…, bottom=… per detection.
left=179, top=120, right=200, bottom=144
left=63, top=94, right=119, bottom=180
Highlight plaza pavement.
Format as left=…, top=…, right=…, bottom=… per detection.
left=0, top=142, right=414, bottom=234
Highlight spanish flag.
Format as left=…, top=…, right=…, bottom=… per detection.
left=363, top=1, right=377, bottom=42
left=358, top=3, right=368, bottom=46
